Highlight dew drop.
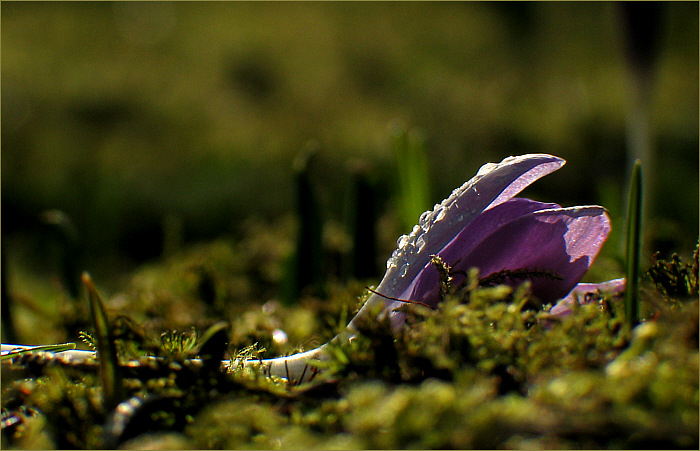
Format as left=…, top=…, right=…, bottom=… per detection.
left=477, top=162, right=497, bottom=176
left=416, top=235, right=426, bottom=252
left=397, top=234, right=410, bottom=248
left=435, top=208, right=447, bottom=222
left=400, top=263, right=409, bottom=277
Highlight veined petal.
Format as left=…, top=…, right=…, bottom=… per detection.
left=396, top=203, right=611, bottom=323
left=455, top=205, right=612, bottom=304
left=549, top=278, right=626, bottom=317
left=350, top=154, right=565, bottom=328
left=403, top=198, right=560, bottom=307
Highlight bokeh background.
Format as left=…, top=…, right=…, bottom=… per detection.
left=2, top=2, right=698, bottom=314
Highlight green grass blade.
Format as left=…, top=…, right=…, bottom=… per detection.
left=346, top=162, right=378, bottom=279
left=41, top=209, right=80, bottom=300
left=283, top=145, right=324, bottom=305
left=197, top=321, right=229, bottom=365
left=392, top=124, right=431, bottom=232
left=2, top=247, right=19, bottom=343
left=625, top=160, right=643, bottom=327
left=1, top=343, right=76, bottom=361
left=82, top=272, right=122, bottom=410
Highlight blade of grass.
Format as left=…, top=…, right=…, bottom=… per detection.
left=1, top=246, right=19, bottom=343
left=42, top=209, right=80, bottom=300
left=283, top=144, right=324, bottom=305
left=1, top=343, right=76, bottom=361
left=393, top=124, right=431, bottom=232
left=346, top=161, right=378, bottom=279
left=197, top=321, right=229, bottom=366
left=82, top=272, right=122, bottom=410
left=625, top=160, right=643, bottom=327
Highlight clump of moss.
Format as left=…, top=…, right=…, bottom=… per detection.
left=3, top=241, right=698, bottom=449
left=646, top=241, right=699, bottom=300
left=313, top=260, right=698, bottom=448
left=2, top=367, right=105, bottom=449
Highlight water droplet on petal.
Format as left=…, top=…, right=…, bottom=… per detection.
left=397, top=234, right=410, bottom=248
left=435, top=209, right=446, bottom=222
left=477, top=162, right=497, bottom=176
left=416, top=235, right=426, bottom=252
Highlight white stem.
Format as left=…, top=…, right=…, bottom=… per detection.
left=1, top=340, right=336, bottom=385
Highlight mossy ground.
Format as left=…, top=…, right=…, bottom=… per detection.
left=2, top=4, right=697, bottom=448
left=2, top=238, right=698, bottom=449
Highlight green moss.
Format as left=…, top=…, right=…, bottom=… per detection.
left=2, top=238, right=698, bottom=449
left=646, top=242, right=699, bottom=300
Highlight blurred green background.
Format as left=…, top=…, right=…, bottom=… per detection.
left=2, top=2, right=698, bottom=300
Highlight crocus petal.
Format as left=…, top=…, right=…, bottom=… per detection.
left=392, top=203, right=611, bottom=327
left=402, top=198, right=561, bottom=307
left=453, top=205, right=612, bottom=304
left=350, top=154, right=565, bottom=329
left=549, top=278, right=626, bottom=317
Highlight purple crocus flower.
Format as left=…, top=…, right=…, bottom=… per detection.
left=402, top=198, right=611, bottom=307
left=350, top=153, right=616, bottom=330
